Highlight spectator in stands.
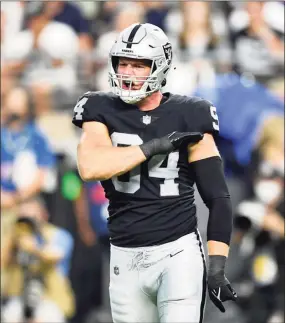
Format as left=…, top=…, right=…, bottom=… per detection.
left=2, top=198, right=75, bottom=323
left=1, top=86, right=56, bottom=281
left=74, top=181, right=109, bottom=249
left=193, top=73, right=284, bottom=176
left=72, top=181, right=110, bottom=322
left=44, top=1, right=94, bottom=86
left=234, top=116, right=284, bottom=323
left=44, top=1, right=93, bottom=52
left=100, top=1, right=169, bottom=32
left=2, top=2, right=79, bottom=115
left=74, top=184, right=96, bottom=248
left=235, top=116, right=285, bottom=239
left=1, top=2, right=25, bottom=104
left=138, top=1, right=169, bottom=31
left=179, top=2, right=219, bottom=59
left=164, top=2, right=230, bottom=96
left=229, top=1, right=284, bottom=85
left=1, top=86, right=56, bottom=210
left=0, top=1, right=24, bottom=41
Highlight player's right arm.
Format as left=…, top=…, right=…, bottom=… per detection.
left=73, top=93, right=147, bottom=181
left=77, top=121, right=146, bottom=181
left=73, top=92, right=203, bottom=181
left=78, top=122, right=202, bottom=181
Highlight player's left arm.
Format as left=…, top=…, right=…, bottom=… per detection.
left=188, top=133, right=237, bottom=312
left=188, top=134, right=230, bottom=256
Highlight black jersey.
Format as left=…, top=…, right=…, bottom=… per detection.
left=72, top=91, right=219, bottom=247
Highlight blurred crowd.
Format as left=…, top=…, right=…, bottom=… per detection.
left=0, top=1, right=284, bottom=323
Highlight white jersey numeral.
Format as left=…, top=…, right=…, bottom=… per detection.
left=111, top=132, right=180, bottom=196
left=210, top=106, right=219, bottom=131
left=149, top=152, right=179, bottom=196
left=74, top=97, right=88, bottom=120
left=111, top=133, right=143, bottom=194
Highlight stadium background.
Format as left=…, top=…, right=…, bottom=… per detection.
left=0, top=1, right=284, bottom=323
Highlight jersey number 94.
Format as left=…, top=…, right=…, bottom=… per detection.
left=112, top=132, right=180, bottom=196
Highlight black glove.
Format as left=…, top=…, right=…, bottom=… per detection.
left=140, top=131, right=203, bottom=159
left=208, top=255, right=237, bottom=313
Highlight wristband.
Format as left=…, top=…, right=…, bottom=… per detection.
left=208, top=255, right=227, bottom=276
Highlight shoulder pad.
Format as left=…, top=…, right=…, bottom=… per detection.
left=72, top=91, right=114, bottom=128
left=183, top=97, right=220, bottom=136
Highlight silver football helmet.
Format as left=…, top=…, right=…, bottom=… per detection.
left=108, top=23, right=173, bottom=104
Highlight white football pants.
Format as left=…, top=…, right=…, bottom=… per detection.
left=109, top=230, right=207, bottom=323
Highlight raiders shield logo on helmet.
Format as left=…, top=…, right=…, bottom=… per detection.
left=163, top=42, right=172, bottom=65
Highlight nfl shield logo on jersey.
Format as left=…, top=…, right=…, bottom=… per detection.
left=142, top=115, right=151, bottom=125
left=114, top=266, right=119, bottom=275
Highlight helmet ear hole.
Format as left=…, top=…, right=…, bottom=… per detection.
left=111, top=79, right=117, bottom=88
left=161, top=79, right=166, bottom=87
left=151, top=61, right=157, bottom=73
left=112, top=56, right=119, bottom=72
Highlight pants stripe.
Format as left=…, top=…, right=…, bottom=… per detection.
left=195, top=229, right=207, bottom=323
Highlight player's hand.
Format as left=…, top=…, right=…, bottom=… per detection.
left=208, top=272, right=237, bottom=312
left=207, top=255, right=237, bottom=313
left=140, top=131, right=203, bottom=158
left=167, top=131, right=203, bottom=149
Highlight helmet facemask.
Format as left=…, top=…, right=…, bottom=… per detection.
left=108, top=23, right=172, bottom=104
left=108, top=55, right=168, bottom=104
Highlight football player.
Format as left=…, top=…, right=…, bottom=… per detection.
left=72, top=23, right=237, bottom=323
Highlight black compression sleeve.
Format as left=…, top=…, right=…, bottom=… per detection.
left=190, top=156, right=233, bottom=245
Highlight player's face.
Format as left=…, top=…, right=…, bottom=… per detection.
left=117, top=57, right=152, bottom=91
